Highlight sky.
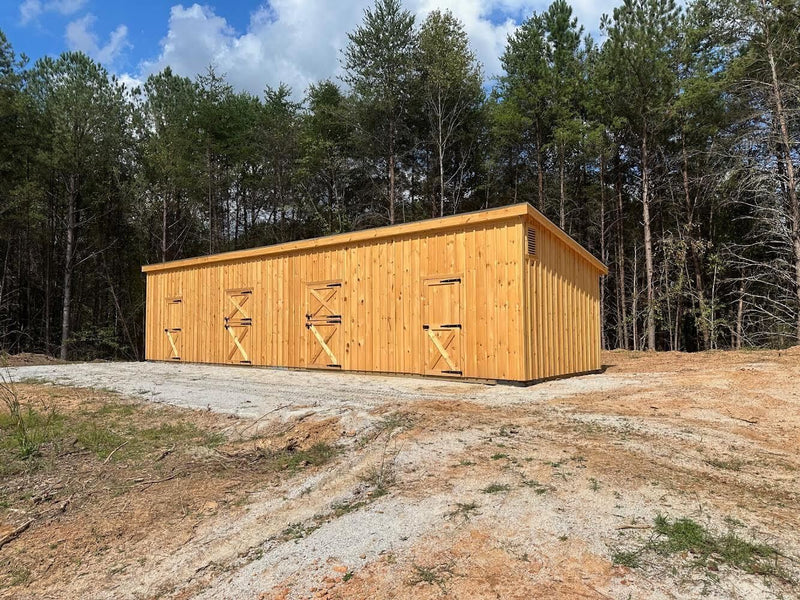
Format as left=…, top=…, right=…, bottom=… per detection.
left=0, top=0, right=619, bottom=97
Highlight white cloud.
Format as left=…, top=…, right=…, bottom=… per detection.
left=65, top=14, right=131, bottom=66
left=19, top=0, right=87, bottom=24
left=140, top=1, right=619, bottom=98
left=117, top=72, right=144, bottom=91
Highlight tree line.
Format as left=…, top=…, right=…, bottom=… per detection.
left=0, top=0, right=798, bottom=360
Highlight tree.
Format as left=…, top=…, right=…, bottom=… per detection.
left=195, top=67, right=235, bottom=253
left=140, top=68, right=200, bottom=262
left=302, top=80, right=356, bottom=233
left=496, top=14, right=551, bottom=208
left=28, top=52, right=131, bottom=360
left=602, top=0, right=681, bottom=350
left=342, top=0, right=417, bottom=224
left=417, top=10, right=483, bottom=217
left=544, top=0, right=585, bottom=229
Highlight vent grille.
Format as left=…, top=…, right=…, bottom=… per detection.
left=527, top=228, right=537, bottom=256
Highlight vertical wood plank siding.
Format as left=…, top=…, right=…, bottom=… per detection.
left=522, top=217, right=602, bottom=380
left=143, top=204, right=605, bottom=383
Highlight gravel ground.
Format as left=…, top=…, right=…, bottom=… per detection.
left=5, top=351, right=799, bottom=600
left=8, top=361, right=643, bottom=419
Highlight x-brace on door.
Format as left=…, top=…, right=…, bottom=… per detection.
left=164, top=296, right=182, bottom=361
left=305, top=281, right=342, bottom=369
left=224, top=288, right=252, bottom=364
left=422, top=277, right=463, bottom=376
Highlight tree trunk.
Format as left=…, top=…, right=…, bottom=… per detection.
left=615, top=167, right=629, bottom=349
left=632, top=245, right=639, bottom=351
left=161, top=192, right=167, bottom=263
left=559, top=142, right=566, bottom=230
left=207, top=146, right=214, bottom=254
left=388, top=128, right=396, bottom=225
left=761, top=12, right=799, bottom=342
left=599, top=152, right=607, bottom=351
left=681, top=137, right=710, bottom=349
left=736, top=279, right=745, bottom=350
left=641, top=127, right=656, bottom=350
left=438, top=97, right=446, bottom=218
left=536, top=124, right=544, bottom=211
left=60, top=175, right=77, bottom=361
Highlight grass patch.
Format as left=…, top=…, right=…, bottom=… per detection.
left=446, top=501, right=480, bottom=522
left=482, top=483, right=510, bottom=494
left=612, top=549, right=641, bottom=568
left=263, top=442, right=339, bottom=473
left=614, top=515, right=791, bottom=582
left=359, top=459, right=396, bottom=499
left=490, top=453, right=509, bottom=460
left=408, top=562, right=455, bottom=592
left=705, top=458, right=744, bottom=472
left=4, top=565, right=32, bottom=587
left=520, top=479, right=550, bottom=494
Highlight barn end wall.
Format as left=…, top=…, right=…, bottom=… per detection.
left=522, top=216, right=602, bottom=381
left=144, top=218, right=528, bottom=381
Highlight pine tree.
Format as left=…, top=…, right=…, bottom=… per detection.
left=602, top=0, right=681, bottom=350
left=343, top=0, right=417, bottom=224
left=417, top=10, right=483, bottom=217
left=28, top=52, right=131, bottom=359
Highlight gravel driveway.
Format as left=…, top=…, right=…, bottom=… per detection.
left=8, top=361, right=636, bottom=420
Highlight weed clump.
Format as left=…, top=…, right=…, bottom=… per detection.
left=612, top=515, right=791, bottom=584
left=482, top=483, right=510, bottom=494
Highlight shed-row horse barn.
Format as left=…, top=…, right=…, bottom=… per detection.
left=142, top=203, right=608, bottom=383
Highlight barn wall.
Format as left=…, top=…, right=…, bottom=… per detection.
left=144, top=218, right=528, bottom=380
left=522, top=218, right=602, bottom=381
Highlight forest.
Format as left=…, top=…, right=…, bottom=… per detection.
left=0, top=0, right=798, bottom=360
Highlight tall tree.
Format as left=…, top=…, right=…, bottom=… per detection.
left=496, top=14, right=551, bottom=208
left=544, top=0, right=585, bottom=230
left=140, top=68, right=200, bottom=262
left=343, top=0, right=417, bottom=224
left=417, top=10, right=483, bottom=217
left=602, top=0, right=681, bottom=350
left=27, top=52, right=130, bottom=360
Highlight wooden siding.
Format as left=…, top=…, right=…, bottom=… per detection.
left=143, top=203, right=606, bottom=383
left=144, top=219, right=529, bottom=381
left=522, top=216, right=602, bottom=380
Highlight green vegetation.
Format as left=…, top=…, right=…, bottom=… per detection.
left=482, top=483, right=511, bottom=494
left=408, top=562, right=455, bottom=592
left=613, top=515, right=791, bottom=582
left=446, top=501, right=480, bottom=522
left=705, top=458, right=744, bottom=472
left=521, top=479, right=551, bottom=495
left=611, top=549, right=641, bottom=569
left=260, top=442, right=339, bottom=474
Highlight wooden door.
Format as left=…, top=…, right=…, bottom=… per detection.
left=164, top=296, right=182, bottom=360
left=224, top=289, right=253, bottom=364
left=422, top=277, right=463, bottom=376
left=305, top=281, right=343, bottom=369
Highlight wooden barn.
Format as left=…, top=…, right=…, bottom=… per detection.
left=142, top=203, right=607, bottom=383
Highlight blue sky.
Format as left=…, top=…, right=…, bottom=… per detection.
left=0, top=0, right=618, bottom=96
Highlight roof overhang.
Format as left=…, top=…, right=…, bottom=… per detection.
left=142, top=203, right=608, bottom=275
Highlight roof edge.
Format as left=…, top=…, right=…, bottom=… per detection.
left=141, top=203, right=607, bottom=275
left=525, top=205, right=609, bottom=275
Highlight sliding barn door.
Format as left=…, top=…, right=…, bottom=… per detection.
left=422, top=277, right=463, bottom=376
left=305, top=281, right=343, bottom=369
left=224, top=289, right=253, bottom=364
left=164, top=296, right=182, bottom=361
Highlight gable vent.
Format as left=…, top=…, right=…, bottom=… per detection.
left=526, top=227, right=537, bottom=256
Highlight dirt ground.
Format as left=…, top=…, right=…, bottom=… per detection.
left=1, top=349, right=799, bottom=599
